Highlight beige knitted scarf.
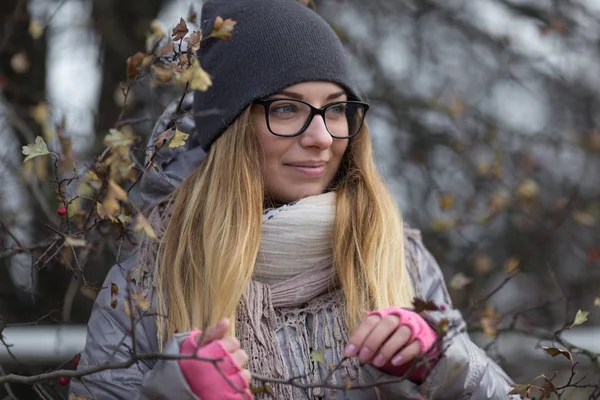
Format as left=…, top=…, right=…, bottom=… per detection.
left=238, top=192, right=368, bottom=398
left=133, top=192, right=422, bottom=399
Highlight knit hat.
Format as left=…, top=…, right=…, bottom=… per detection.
left=192, top=0, right=360, bottom=152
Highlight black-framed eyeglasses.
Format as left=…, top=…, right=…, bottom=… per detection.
left=254, top=98, right=369, bottom=139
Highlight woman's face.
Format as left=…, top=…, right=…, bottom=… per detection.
left=251, top=81, right=349, bottom=204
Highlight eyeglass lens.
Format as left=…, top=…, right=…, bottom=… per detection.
left=266, top=100, right=365, bottom=138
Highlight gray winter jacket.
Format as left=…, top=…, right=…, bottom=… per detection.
left=69, top=94, right=518, bottom=399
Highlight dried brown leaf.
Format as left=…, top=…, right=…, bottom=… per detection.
left=541, top=346, right=572, bottom=363
left=172, top=17, right=189, bottom=41
left=156, top=43, right=174, bottom=58
left=126, top=52, right=146, bottom=80
left=412, top=298, right=440, bottom=313
left=152, top=64, right=173, bottom=83
left=154, top=128, right=173, bottom=149
left=184, top=31, right=202, bottom=52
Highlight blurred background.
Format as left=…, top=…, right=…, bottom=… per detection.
left=0, top=0, right=599, bottom=398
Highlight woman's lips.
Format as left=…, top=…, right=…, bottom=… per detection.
left=285, top=164, right=326, bottom=176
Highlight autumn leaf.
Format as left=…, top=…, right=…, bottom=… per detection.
left=146, top=20, right=167, bottom=52
left=110, top=283, right=119, bottom=309
left=126, top=52, right=146, bottom=80
left=133, top=214, right=158, bottom=240
left=30, top=101, right=47, bottom=124
left=131, top=290, right=151, bottom=312
left=412, top=298, right=441, bottom=313
left=188, top=7, right=198, bottom=24
left=310, top=349, right=326, bottom=365
left=22, top=136, right=51, bottom=163
left=211, top=16, right=237, bottom=40
left=156, top=43, right=174, bottom=58
left=109, top=180, right=128, bottom=201
left=172, top=17, right=189, bottom=41
left=503, top=256, right=521, bottom=276
left=344, top=377, right=352, bottom=391
left=184, top=32, right=202, bottom=52
left=149, top=20, right=166, bottom=39
left=541, top=346, right=573, bottom=363
left=29, top=19, right=44, bottom=40
left=154, top=128, right=173, bottom=149
left=508, top=383, right=532, bottom=396
left=152, top=64, right=173, bottom=83
left=474, top=253, right=494, bottom=275
left=167, top=128, right=189, bottom=148
left=431, top=217, right=457, bottom=232
left=448, top=97, right=465, bottom=118
left=11, top=52, right=30, bottom=74
left=250, top=385, right=273, bottom=395
left=104, top=129, right=134, bottom=148
left=98, top=181, right=129, bottom=221
left=297, top=0, right=316, bottom=8
left=439, top=192, right=455, bottom=211
left=64, top=236, right=87, bottom=248
left=70, top=393, right=92, bottom=400
left=540, top=376, right=557, bottom=399
left=180, top=60, right=212, bottom=91
left=85, top=170, right=100, bottom=181
left=480, top=304, right=500, bottom=338
left=449, top=272, right=473, bottom=290
left=96, top=202, right=113, bottom=220
left=571, top=309, right=589, bottom=328
left=573, top=210, right=595, bottom=226
left=436, top=318, right=450, bottom=336
left=517, top=178, right=539, bottom=202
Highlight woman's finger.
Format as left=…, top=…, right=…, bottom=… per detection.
left=196, top=318, right=230, bottom=346
left=241, top=369, right=252, bottom=384
left=390, top=340, right=421, bottom=367
left=219, top=335, right=241, bottom=353
left=371, top=325, right=412, bottom=367
left=344, top=315, right=381, bottom=358
left=357, top=315, right=401, bottom=363
left=345, top=314, right=401, bottom=362
left=231, top=348, right=249, bottom=369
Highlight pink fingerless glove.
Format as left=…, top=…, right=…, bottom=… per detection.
left=179, top=330, right=254, bottom=400
left=366, top=307, right=439, bottom=383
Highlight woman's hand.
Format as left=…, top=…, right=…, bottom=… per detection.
left=343, top=307, right=438, bottom=382
left=180, top=318, right=253, bottom=399
left=195, top=318, right=253, bottom=383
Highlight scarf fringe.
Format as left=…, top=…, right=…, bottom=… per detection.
left=239, top=285, right=366, bottom=399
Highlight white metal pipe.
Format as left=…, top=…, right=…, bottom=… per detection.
left=1, top=325, right=598, bottom=366
left=1, top=325, right=87, bottom=364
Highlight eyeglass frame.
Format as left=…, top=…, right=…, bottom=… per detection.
left=253, top=98, right=370, bottom=139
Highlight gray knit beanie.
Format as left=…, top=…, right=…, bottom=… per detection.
left=192, top=0, right=360, bottom=152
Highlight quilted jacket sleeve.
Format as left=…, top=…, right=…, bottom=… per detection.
left=68, top=258, right=199, bottom=400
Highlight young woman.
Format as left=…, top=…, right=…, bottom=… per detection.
left=71, top=0, right=518, bottom=399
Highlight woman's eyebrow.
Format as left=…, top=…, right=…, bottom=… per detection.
left=273, top=90, right=347, bottom=100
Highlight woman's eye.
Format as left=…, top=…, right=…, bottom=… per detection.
left=328, top=104, right=347, bottom=115
left=272, top=104, right=297, bottom=114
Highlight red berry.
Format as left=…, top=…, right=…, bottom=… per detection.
left=72, top=355, right=80, bottom=367
left=58, top=376, right=70, bottom=386
left=57, top=207, right=67, bottom=217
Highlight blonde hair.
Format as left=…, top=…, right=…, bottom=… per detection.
left=156, top=106, right=414, bottom=344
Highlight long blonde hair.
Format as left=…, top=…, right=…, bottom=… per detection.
left=156, top=106, right=414, bottom=344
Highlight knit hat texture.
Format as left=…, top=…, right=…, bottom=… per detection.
left=192, top=0, right=359, bottom=151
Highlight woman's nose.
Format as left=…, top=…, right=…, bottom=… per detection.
left=299, top=115, right=333, bottom=149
